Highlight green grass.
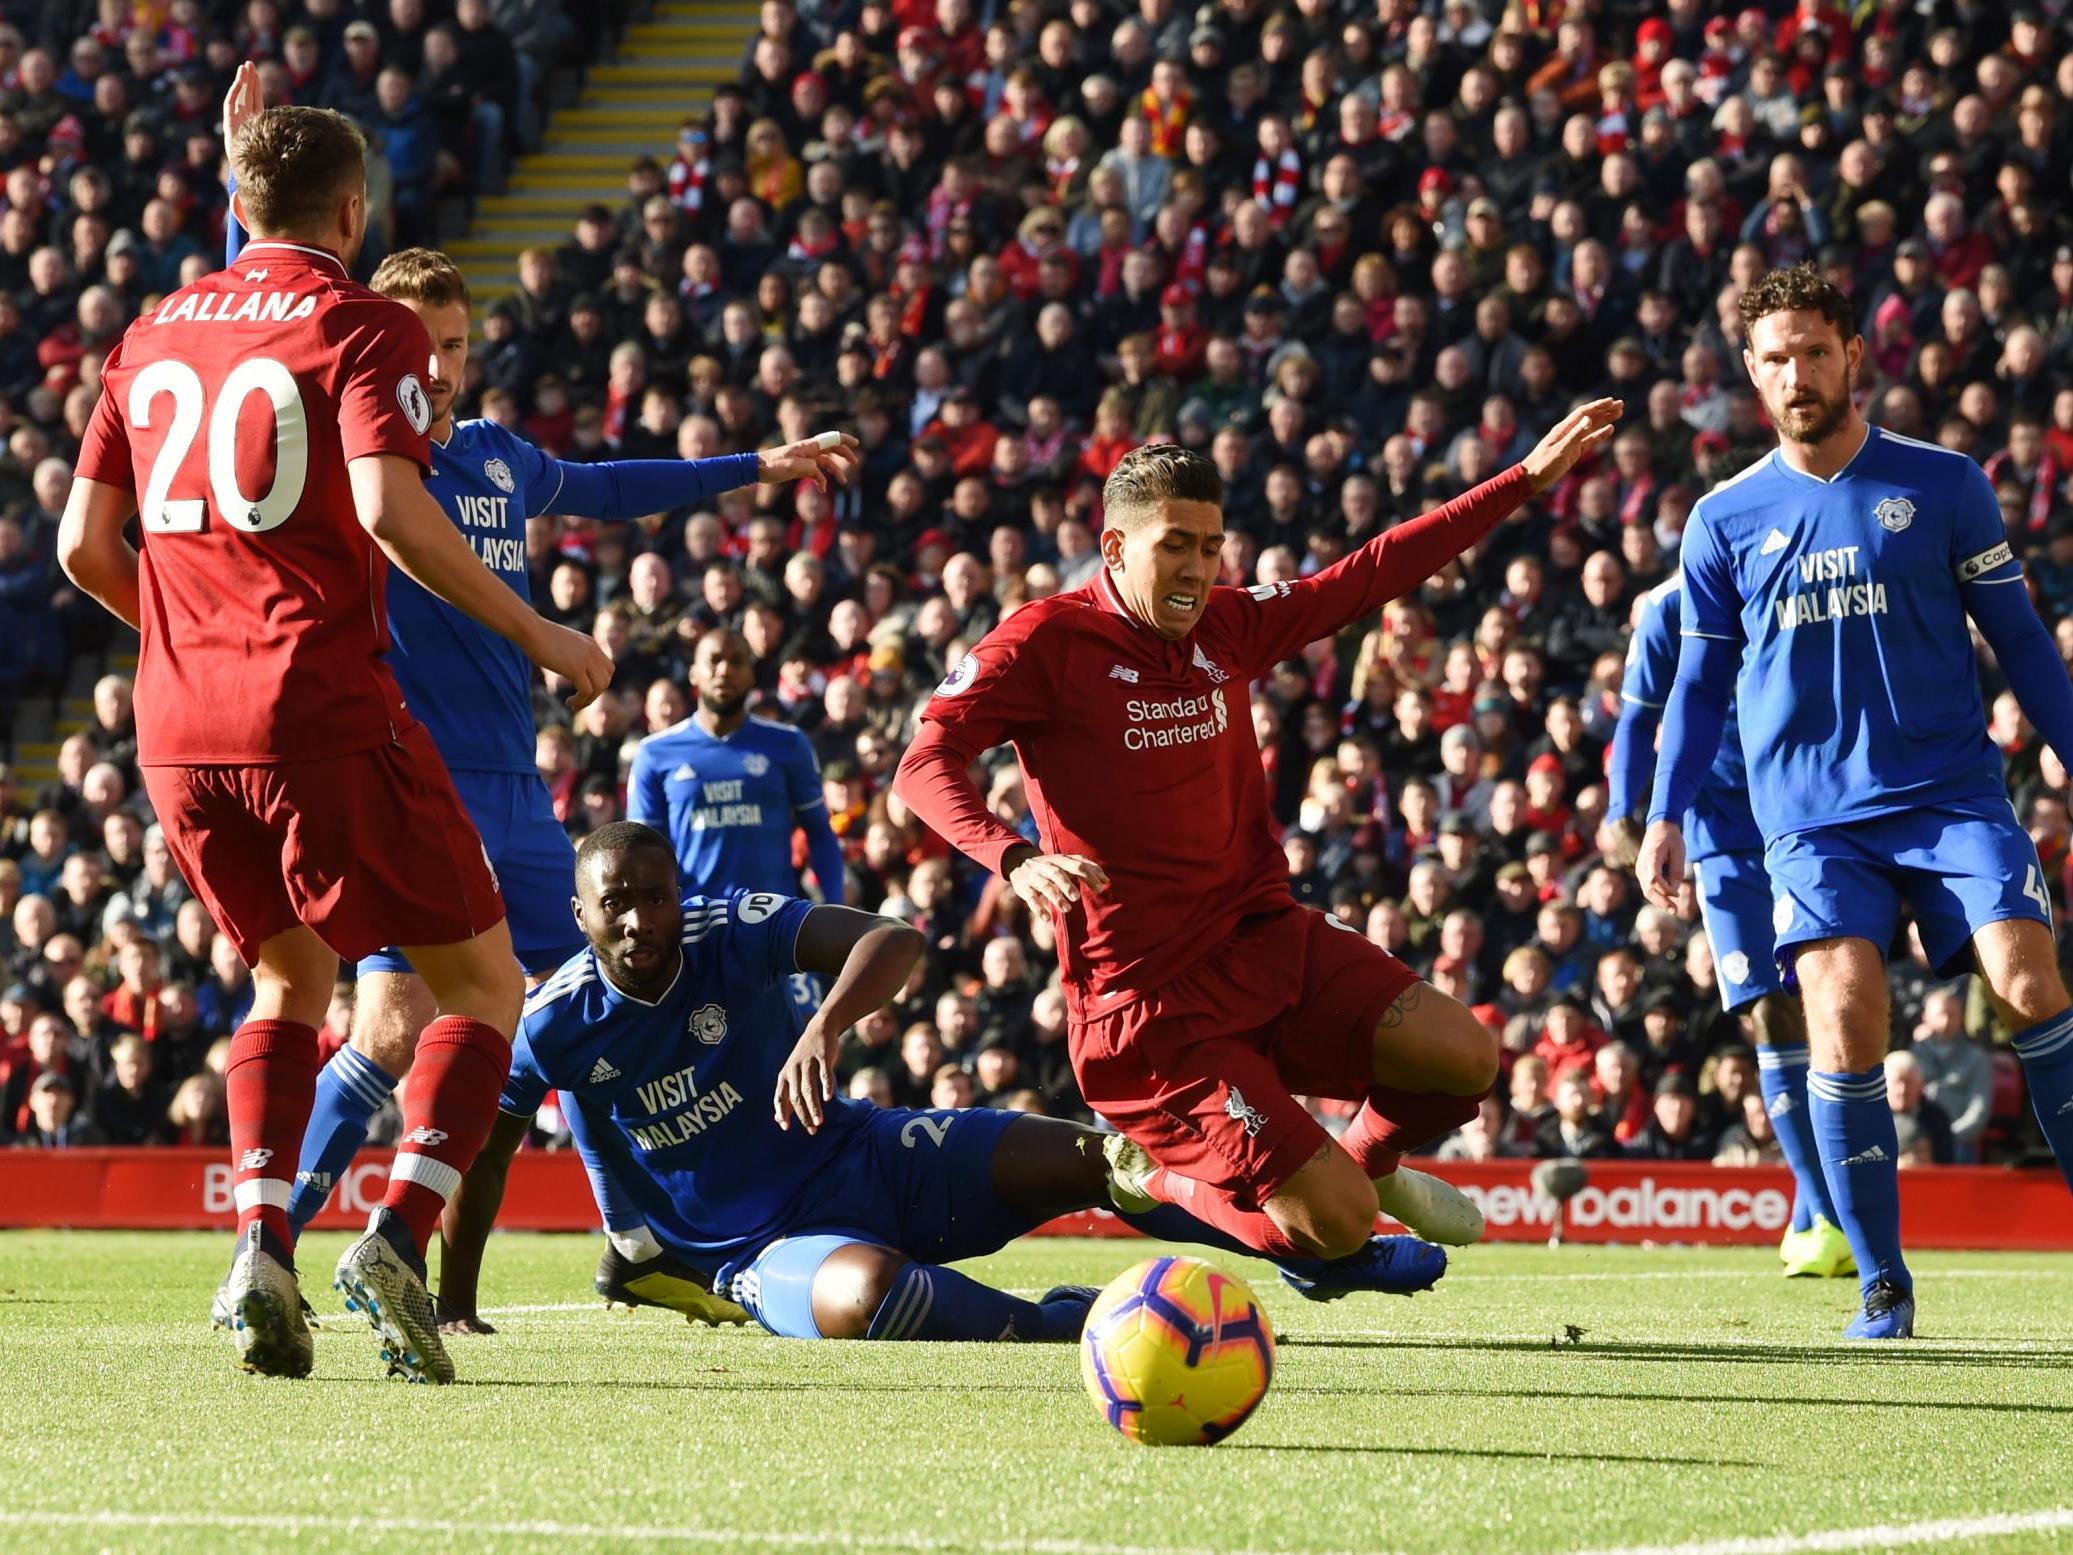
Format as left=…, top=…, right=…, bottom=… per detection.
left=2, top=1233, right=2071, bottom=1555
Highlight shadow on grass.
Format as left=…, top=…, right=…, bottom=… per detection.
left=1223, top=1442, right=1762, bottom=1467
left=1278, top=1336, right=2073, bottom=1369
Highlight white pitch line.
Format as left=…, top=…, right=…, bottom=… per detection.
left=1562, top=1506, right=2073, bottom=1555
left=1444, top=1268, right=2042, bottom=1283
left=0, top=1510, right=1375, bottom=1555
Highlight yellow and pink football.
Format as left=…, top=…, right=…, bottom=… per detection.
left=1079, top=1255, right=1276, bottom=1446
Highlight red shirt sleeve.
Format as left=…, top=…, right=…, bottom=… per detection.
left=1211, top=464, right=1535, bottom=676
left=894, top=607, right=1064, bottom=876
left=74, top=334, right=134, bottom=491
left=331, top=297, right=436, bottom=473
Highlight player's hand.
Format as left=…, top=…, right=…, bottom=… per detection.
left=1597, top=815, right=1643, bottom=870
left=774, top=1018, right=840, bottom=1134
left=526, top=620, right=613, bottom=713
left=223, top=60, right=262, bottom=144
left=1635, top=819, right=1687, bottom=913
left=1006, top=847, right=1110, bottom=918
left=1521, top=397, right=1623, bottom=492
left=434, top=1303, right=497, bottom=1336
left=758, top=432, right=862, bottom=493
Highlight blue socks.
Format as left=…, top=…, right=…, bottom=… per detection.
left=286, top=1045, right=397, bottom=1238
left=2012, top=1009, right=2073, bottom=1194
left=865, top=1261, right=1067, bottom=1341
left=1809, top=1066, right=1910, bottom=1296
left=1757, top=1044, right=1839, bottom=1231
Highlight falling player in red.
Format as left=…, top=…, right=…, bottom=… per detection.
left=895, top=404, right=1619, bottom=1263
left=57, top=105, right=612, bottom=1383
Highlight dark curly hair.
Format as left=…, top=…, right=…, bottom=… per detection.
left=1738, top=263, right=1857, bottom=342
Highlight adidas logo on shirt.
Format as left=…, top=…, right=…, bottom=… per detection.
left=1760, top=529, right=1791, bottom=556
left=1838, top=1144, right=1890, bottom=1167
left=589, top=1056, right=622, bottom=1084
left=671, top=764, right=696, bottom=782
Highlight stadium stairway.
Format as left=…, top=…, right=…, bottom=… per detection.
left=3, top=3, right=761, bottom=778
left=448, top=0, right=760, bottom=307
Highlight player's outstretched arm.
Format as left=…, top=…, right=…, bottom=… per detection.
left=774, top=906, right=925, bottom=1133
left=755, top=431, right=862, bottom=492
left=436, top=1108, right=531, bottom=1331
left=541, top=434, right=859, bottom=523
left=350, top=453, right=612, bottom=709
left=1230, top=399, right=1623, bottom=668
left=56, top=476, right=143, bottom=630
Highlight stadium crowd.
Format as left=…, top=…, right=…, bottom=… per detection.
left=1, top=0, right=2068, bottom=1172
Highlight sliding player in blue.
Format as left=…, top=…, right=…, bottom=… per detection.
left=1639, top=265, right=2073, bottom=1340
left=1607, top=574, right=1852, bottom=1280
left=206, top=68, right=862, bottom=1327
left=435, top=823, right=1449, bottom=1341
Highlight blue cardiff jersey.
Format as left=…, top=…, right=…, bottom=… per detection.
left=628, top=717, right=827, bottom=894
left=503, top=888, right=868, bottom=1265
left=1678, top=426, right=2018, bottom=840
left=387, top=419, right=573, bottom=774
left=1622, top=574, right=1762, bottom=860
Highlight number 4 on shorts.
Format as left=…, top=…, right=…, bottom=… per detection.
left=2023, top=864, right=2053, bottom=923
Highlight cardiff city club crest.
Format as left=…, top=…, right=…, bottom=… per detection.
left=1874, top=496, right=1914, bottom=533
left=484, top=457, right=515, bottom=493
left=743, top=752, right=770, bottom=777
left=689, top=1004, right=728, bottom=1045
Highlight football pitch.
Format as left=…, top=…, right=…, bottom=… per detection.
left=3, top=1233, right=2070, bottom=1555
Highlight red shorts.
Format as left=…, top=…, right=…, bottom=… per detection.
left=142, top=723, right=505, bottom=965
left=1070, top=905, right=1419, bottom=1206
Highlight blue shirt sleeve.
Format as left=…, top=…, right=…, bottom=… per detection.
left=1676, top=507, right=1744, bottom=644
left=503, top=431, right=565, bottom=521
left=627, top=741, right=666, bottom=826
left=783, top=732, right=847, bottom=905
left=541, top=453, right=761, bottom=521
left=713, top=888, right=816, bottom=990
left=499, top=1018, right=552, bottom=1117
left=1606, top=590, right=1673, bottom=824
left=1950, top=457, right=2022, bottom=586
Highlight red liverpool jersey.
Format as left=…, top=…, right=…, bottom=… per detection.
left=897, top=465, right=1532, bottom=1016
left=74, top=240, right=437, bottom=765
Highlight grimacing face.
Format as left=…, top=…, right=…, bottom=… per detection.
left=1100, top=498, right=1223, bottom=640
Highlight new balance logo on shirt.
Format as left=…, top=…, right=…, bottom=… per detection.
left=1108, top=664, right=1140, bottom=684
left=589, top=1056, right=622, bottom=1084
left=1760, top=529, right=1791, bottom=556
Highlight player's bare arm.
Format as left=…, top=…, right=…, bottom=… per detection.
left=1519, top=398, right=1624, bottom=493
left=758, top=431, right=863, bottom=492
left=435, top=1107, right=531, bottom=1331
left=774, top=905, right=925, bottom=1134
left=55, top=476, right=142, bottom=629
left=1002, top=844, right=1111, bottom=918
left=348, top=453, right=612, bottom=709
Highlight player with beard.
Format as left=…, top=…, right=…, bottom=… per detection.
left=1638, top=264, right=2073, bottom=1339
left=893, top=405, right=1621, bottom=1269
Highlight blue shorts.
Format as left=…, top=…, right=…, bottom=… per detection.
left=722, top=1105, right=1031, bottom=1337
left=356, top=770, right=586, bottom=979
left=1690, top=849, right=1784, bottom=1013
left=1767, top=798, right=2052, bottom=981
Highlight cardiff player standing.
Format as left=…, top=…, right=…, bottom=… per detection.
left=1606, top=573, right=1853, bottom=1279
left=437, top=824, right=1446, bottom=1342
left=895, top=406, right=1620, bottom=1266
left=1639, top=265, right=2073, bottom=1339
left=56, top=102, right=612, bottom=1382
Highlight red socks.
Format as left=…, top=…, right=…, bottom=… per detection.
left=1342, top=1086, right=1487, bottom=1179
left=380, top=1015, right=512, bottom=1252
left=225, top=1019, right=321, bottom=1248
left=1133, top=1159, right=1315, bottom=1261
